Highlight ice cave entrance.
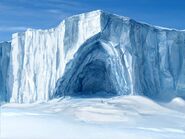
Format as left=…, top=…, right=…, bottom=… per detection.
left=72, top=59, right=116, bottom=97
left=55, top=40, right=117, bottom=98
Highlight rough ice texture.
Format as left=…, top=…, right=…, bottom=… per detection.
left=0, top=42, right=11, bottom=102
left=2, top=10, right=185, bottom=103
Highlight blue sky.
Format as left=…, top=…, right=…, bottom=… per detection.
left=1, top=0, right=185, bottom=41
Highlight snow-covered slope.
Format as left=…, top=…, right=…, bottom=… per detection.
left=0, top=41, right=11, bottom=102
left=2, top=96, right=185, bottom=139
left=2, top=10, right=185, bottom=103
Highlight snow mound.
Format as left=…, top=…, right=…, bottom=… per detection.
left=170, top=97, right=185, bottom=106
left=162, top=97, right=185, bottom=114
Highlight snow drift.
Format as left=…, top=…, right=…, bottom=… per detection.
left=1, top=10, right=185, bottom=103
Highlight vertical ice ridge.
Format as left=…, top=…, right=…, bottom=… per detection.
left=0, top=41, right=11, bottom=102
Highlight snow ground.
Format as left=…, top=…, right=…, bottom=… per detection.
left=1, top=96, right=185, bottom=139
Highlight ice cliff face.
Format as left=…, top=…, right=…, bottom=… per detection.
left=1, top=10, right=185, bottom=103
left=0, top=42, right=11, bottom=102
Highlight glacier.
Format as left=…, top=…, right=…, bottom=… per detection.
left=0, top=41, right=11, bottom=102
left=1, top=10, right=185, bottom=103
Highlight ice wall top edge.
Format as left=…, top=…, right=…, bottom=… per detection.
left=11, top=10, right=185, bottom=40
left=0, top=41, right=11, bottom=44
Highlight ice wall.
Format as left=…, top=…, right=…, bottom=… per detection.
left=0, top=42, right=11, bottom=102
left=100, top=13, right=185, bottom=99
left=10, top=11, right=101, bottom=103
left=8, top=10, right=185, bottom=103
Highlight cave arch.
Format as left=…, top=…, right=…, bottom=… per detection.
left=54, top=37, right=118, bottom=98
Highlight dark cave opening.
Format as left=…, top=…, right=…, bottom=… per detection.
left=73, top=60, right=116, bottom=97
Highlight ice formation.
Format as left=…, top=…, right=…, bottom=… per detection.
left=0, top=41, right=11, bottom=102
left=1, top=10, right=185, bottom=103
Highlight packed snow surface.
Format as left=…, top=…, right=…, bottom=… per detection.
left=1, top=96, right=185, bottom=139
left=0, top=10, right=184, bottom=103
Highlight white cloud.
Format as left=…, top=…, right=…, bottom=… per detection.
left=0, top=26, right=27, bottom=32
left=47, top=9, right=61, bottom=14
